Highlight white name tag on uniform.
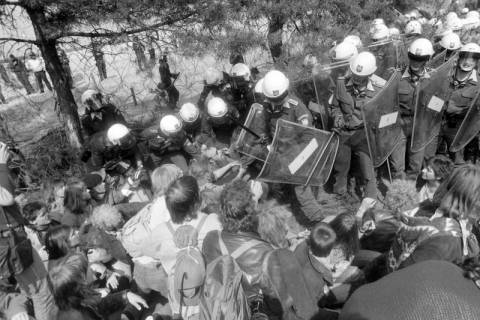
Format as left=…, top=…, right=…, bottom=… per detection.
left=288, top=138, right=319, bottom=175
left=378, top=111, right=398, bottom=128
left=427, top=95, right=444, bottom=112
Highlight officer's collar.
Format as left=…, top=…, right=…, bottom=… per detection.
left=452, top=69, right=478, bottom=85
left=346, top=78, right=375, bottom=92
left=402, top=67, right=431, bottom=79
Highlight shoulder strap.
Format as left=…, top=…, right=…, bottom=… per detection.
left=230, top=239, right=263, bottom=260
left=218, top=230, right=228, bottom=255
left=195, top=214, right=208, bottom=234
left=166, top=221, right=175, bottom=237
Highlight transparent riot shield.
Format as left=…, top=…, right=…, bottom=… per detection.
left=450, top=90, right=480, bottom=152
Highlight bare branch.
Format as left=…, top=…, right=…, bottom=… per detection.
left=0, top=37, right=37, bottom=44
left=61, top=11, right=196, bottom=39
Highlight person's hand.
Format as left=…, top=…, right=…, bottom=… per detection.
left=0, top=142, right=10, bottom=164
left=12, top=312, right=29, bottom=320
left=106, top=272, right=121, bottom=290
left=126, top=292, right=148, bottom=310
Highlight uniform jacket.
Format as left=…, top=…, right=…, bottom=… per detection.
left=81, top=104, right=126, bottom=137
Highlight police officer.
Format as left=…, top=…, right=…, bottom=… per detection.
left=8, top=54, right=34, bottom=95
left=330, top=52, right=381, bottom=199
left=441, top=43, right=480, bottom=163
left=369, top=24, right=398, bottom=79
left=404, top=20, right=423, bottom=42
left=80, top=89, right=126, bottom=137
left=88, top=123, right=143, bottom=175
left=139, top=114, right=193, bottom=172
left=229, top=63, right=255, bottom=120
left=436, top=32, right=462, bottom=61
left=390, top=38, right=434, bottom=176
left=197, top=68, right=232, bottom=111
left=178, top=102, right=203, bottom=142
left=158, top=52, right=179, bottom=109
left=200, top=97, right=240, bottom=148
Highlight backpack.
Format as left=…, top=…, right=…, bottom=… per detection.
left=119, top=203, right=153, bottom=258
left=167, top=215, right=209, bottom=318
left=199, top=231, right=265, bottom=320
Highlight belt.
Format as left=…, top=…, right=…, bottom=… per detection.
left=0, top=225, right=24, bottom=238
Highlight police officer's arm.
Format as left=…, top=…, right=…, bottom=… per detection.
left=0, top=144, right=14, bottom=206
left=81, top=115, right=95, bottom=137
left=197, top=85, right=211, bottom=111
left=295, top=102, right=313, bottom=126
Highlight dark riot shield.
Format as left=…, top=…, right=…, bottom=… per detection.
left=428, top=50, right=447, bottom=69
left=233, top=103, right=268, bottom=161
left=368, top=40, right=399, bottom=80
left=450, top=90, right=480, bottom=152
left=411, top=55, right=456, bottom=152
left=257, top=119, right=339, bottom=186
left=362, top=70, right=403, bottom=167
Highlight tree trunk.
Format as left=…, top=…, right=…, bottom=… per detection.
left=25, top=8, right=84, bottom=149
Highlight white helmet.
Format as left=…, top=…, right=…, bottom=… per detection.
left=466, top=11, right=480, bottom=21
left=178, top=103, right=200, bottom=123
left=204, top=68, right=224, bottom=85
left=389, top=27, right=400, bottom=38
left=349, top=52, right=377, bottom=76
left=405, top=20, right=422, bottom=35
left=459, top=42, right=480, bottom=56
left=405, top=9, right=421, bottom=20
left=372, top=18, right=385, bottom=27
left=331, top=41, right=358, bottom=62
left=107, top=124, right=130, bottom=145
left=446, top=12, right=458, bottom=23
left=303, top=54, right=318, bottom=68
left=446, top=17, right=464, bottom=31
left=408, top=38, right=434, bottom=59
left=461, top=7, right=470, bottom=15
left=370, top=24, right=390, bottom=41
left=262, top=70, right=289, bottom=99
left=159, top=114, right=183, bottom=136
left=343, top=35, right=363, bottom=49
left=230, top=63, right=251, bottom=81
left=439, top=32, right=462, bottom=50
left=207, top=97, right=228, bottom=118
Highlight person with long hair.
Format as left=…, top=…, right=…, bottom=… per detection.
left=50, top=253, right=147, bottom=320
left=62, top=179, right=94, bottom=228
left=45, top=225, right=79, bottom=270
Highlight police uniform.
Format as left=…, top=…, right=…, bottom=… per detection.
left=441, top=70, right=479, bottom=163
left=200, top=105, right=241, bottom=149
left=138, top=123, right=190, bottom=172
left=370, top=41, right=399, bottom=80
left=230, top=79, right=255, bottom=121
left=330, top=77, right=381, bottom=198
left=390, top=66, right=432, bottom=175
left=81, top=103, right=127, bottom=137
left=87, top=130, right=141, bottom=175
left=197, top=72, right=232, bottom=111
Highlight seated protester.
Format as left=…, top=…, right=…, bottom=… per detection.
left=80, top=227, right=132, bottom=293
left=366, top=165, right=480, bottom=282
left=142, top=176, right=222, bottom=275
left=45, top=225, right=79, bottom=270
left=257, top=199, right=305, bottom=250
left=202, top=180, right=321, bottom=320
left=63, top=178, right=94, bottom=228
left=119, top=164, right=183, bottom=306
left=50, top=253, right=148, bottom=320
left=90, top=204, right=124, bottom=234
left=418, top=155, right=454, bottom=203
left=22, top=200, right=52, bottom=261
left=339, top=260, right=480, bottom=320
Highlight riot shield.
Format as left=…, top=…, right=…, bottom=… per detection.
left=411, top=55, right=456, bottom=152
left=362, top=70, right=403, bottom=167
left=257, top=119, right=339, bottom=186
left=428, top=50, right=447, bottom=69
left=368, top=40, right=398, bottom=80
left=233, top=103, right=267, bottom=160
left=450, top=90, right=480, bottom=152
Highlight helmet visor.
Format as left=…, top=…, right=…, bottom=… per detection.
left=408, top=52, right=431, bottom=62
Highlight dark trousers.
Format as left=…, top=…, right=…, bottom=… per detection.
left=167, top=85, right=179, bottom=109
left=135, top=52, right=147, bottom=71
left=333, top=129, right=378, bottom=198
left=95, top=58, right=107, bottom=80
left=62, top=63, right=74, bottom=88
left=34, top=71, right=52, bottom=92
left=14, top=72, right=34, bottom=94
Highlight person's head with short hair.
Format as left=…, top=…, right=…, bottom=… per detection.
left=433, top=164, right=480, bottom=220
left=329, top=212, right=360, bottom=260
left=200, top=187, right=222, bottom=214
left=49, top=253, right=89, bottom=310
left=188, top=157, right=213, bottom=187
left=257, top=201, right=296, bottom=248
left=90, top=204, right=124, bottom=232
left=45, top=225, right=76, bottom=260
left=64, top=179, right=91, bottom=215
left=307, top=222, right=336, bottom=257
left=220, top=180, right=257, bottom=233
left=22, top=201, right=50, bottom=229
left=423, top=155, right=454, bottom=182
left=151, top=164, right=183, bottom=197
left=165, top=176, right=201, bottom=224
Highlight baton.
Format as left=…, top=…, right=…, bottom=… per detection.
left=228, top=115, right=261, bottom=139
